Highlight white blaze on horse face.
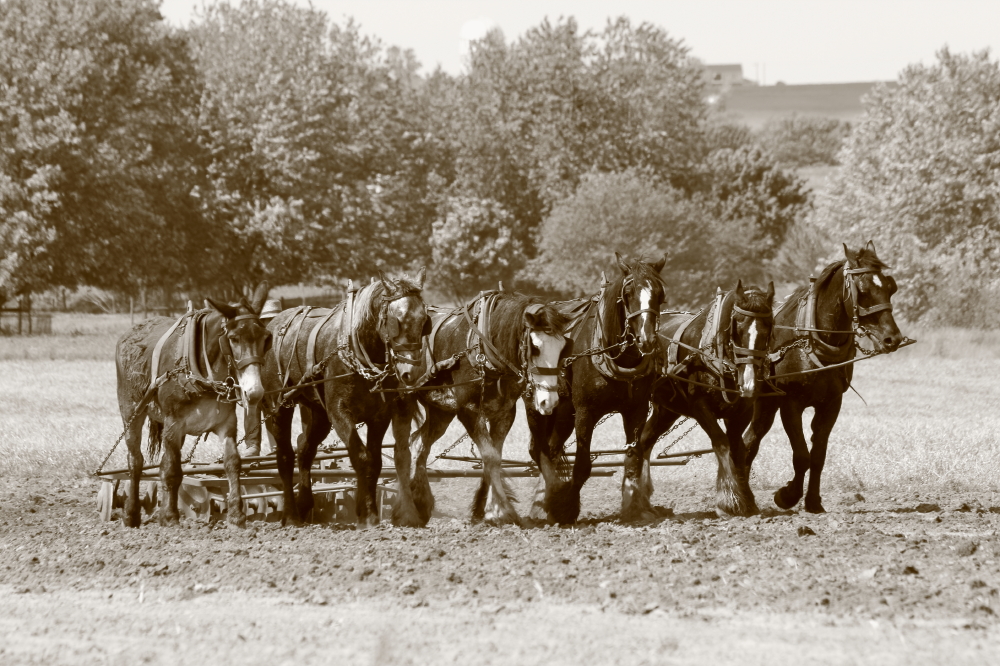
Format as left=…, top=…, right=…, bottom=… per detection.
left=741, top=319, right=758, bottom=396
left=636, top=287, right=656, bottom=353
left=530, top=330, right=563, bottom=415
left=873, top=275, right=883, bottom=288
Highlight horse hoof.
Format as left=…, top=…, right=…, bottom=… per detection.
left=804, top=499, right=826, bottom=514
left=773, top=487, right=801, bottom=510
left=392, top=507, right=427, bottom=528
left=158, top=513, right=180, bottom=527
left=227, top=515, right=247, bottom=529
left=545, top=485, right=581, bottom=526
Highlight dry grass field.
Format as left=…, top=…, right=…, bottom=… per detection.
left=2, top=314, right=1000, bottom=665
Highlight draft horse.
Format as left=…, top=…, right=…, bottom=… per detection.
left=630, top=280, right=775, bottom=521
left=743, top=242, right=904, bottom=513
left=527, top=253, right=668, bottom=525
left=408, top=290, right=571, bottom=526
left=115, top=282, right=271, bottom=528
left=258, top=271, right=429, bottom=527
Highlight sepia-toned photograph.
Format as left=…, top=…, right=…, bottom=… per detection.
left=1, top=1, right=998, bottom=663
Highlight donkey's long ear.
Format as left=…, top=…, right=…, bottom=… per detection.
left=734, top=279, right=745, bottom=299
left=415, top=267, right=426, bottom=289
left=843, top=243, right=859, bottom=267
left=615, top=252, right=630, bottom=275
left=206, top=298, right=239, bottom=320
left=766, top=281, right=775, bottom=304
left=250, top=281, right=269, bottom=314
left=651, top=252, right=667, bottom=274
left=865, top=239, right=877, bottom=255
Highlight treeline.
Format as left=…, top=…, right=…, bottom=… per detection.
left=4, top=2, right=997, bottom=325
left=0, top=0, right=814, bottom=310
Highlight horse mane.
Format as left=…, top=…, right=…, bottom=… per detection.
left=488, top=292, right=571, bottom=363
left=735, top=285, right=772, bottom=314
left=601, top=259, right=667, bottom=343
left=352, top=275, right=423, bottom=337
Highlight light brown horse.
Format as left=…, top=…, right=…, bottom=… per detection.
left=115, top=283, right=271, bottom=528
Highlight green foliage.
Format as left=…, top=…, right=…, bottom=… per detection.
left=818, top=48, right=1000, bottom=325
left=429, top=196, right=523, bottom=302
left=530, top=169, right=765, bottom=306
left=757, top=115, right=851, bottom=167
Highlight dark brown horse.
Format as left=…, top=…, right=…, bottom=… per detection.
left=115, top=283, right=271, bottom=528
left=629, top=280, right=775, bottom=521
left=408, top=291, right=571, bottom=526
left=743, top=242, right=904, bottom=513
left=527, top=253, right=668, bottom=525
left=257, top=272, right=429, bottom=527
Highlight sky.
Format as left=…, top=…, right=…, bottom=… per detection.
left=158, top=0, right=1000, bottom=85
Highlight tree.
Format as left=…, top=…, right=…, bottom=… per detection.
left=529, top=169, right=763, bottom=306
left=817, top=48, right=1000, bottom=325
left=429, top=196, right=523, bottom=303
left=0, top=0, right=207, bottom=302
left=756, top=115, right=851, bottom=168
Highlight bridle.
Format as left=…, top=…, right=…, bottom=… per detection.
left=518, top=320, right=568, bottom=401
left=376, top=290, right=428, bottom=370
left=725, top=296, right=773, bottom=401
left=617, top=274, right=659, bottom=356
left=220, top=313, right=267, bottom=373
left=843, top=265, right=893, bottom=336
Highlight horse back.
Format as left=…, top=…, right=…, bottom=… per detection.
left=115, top=316, right=177, bottom=407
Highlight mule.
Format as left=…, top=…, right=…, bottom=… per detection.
left=257, top=271, right=429, bottom=527
left=743, top=242, right=904, bottom=513
left=115, top=283, right=271, bottom=528
left=527, top=253, right=668, bottom=525
left=629, top=280, right=775, bottom=521
left=408, top=291, right=571, bottom=526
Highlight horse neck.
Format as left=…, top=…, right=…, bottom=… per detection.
left=815, top=267, right=853, bottom=346
left=487, top=296, right=527, bottom=365
left=353, top=300, right=387, bottom=365
left=201, top=311, right=227, bottom=375
left=599, top=280, right=643, bottom=366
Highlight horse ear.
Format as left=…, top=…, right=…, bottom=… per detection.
left=614, top=252, right=629, bottom=275
left=415, top=267, right=426, bottom=289
left=865, top=239, right=877, bottom=255
left=250, top=281, right=269, bottom=314
left=378, top=270, right=395, bottom=296
left=766, top=281, right=775, bottom=303
left=651, top=253, right=667, bottom=273
left=734, top=279, right=745, bottom=298
left=523, top=303, right=545, bottom=329
left=206, top=297, right=239, bottom=320
left=843, top=243, right=859, bottom=266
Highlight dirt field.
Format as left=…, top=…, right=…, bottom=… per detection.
left=2, top=317, right=1000, bottom=664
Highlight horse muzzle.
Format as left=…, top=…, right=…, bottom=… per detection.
left=238, top=364, right=265, bottom=407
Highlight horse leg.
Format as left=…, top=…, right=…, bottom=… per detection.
left=361, top=417, right=389, bottom=526
left=541, top=402, right=579, bottom=525
left=158, top=422, right=184, bottom=526
left=774, top=401, right=810, bottom=510
left=724, top=408, right=758, bottom=514
left=743, top=397, right=779, bottom=474
left=410, top=405, right=451, bottom=524
left=216, top=408, right=246, bottom=528
left=477, top=402, right=518, bottom=522
left=690, top=402, right=756, bottom=517
left=458, top=408, right=518, bottom=526
left=295, top=404, right=331, bottom=522
left=389, top=398, right=424, bottom=527
left=243, top=402, right=262, bottom=457
left=120, top=408, right=145, bottom=528
left=525, top=406, right=556, bottom=521
left=270, top=405, right=300, bottom=526
left=625, top=403, right=677, bottom=522
left=804, top=394, right=842, bottom=513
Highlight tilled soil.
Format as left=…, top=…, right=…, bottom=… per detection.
left=1, top=477, right=999, bottom=665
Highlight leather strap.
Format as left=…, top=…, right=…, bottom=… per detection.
left=150, top=314, right=187, bottom=383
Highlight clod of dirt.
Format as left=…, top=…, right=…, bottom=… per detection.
left=399, top=579, right=419, bottom=595
left=307, top=592, right=328, bottom=606
left=797, top=526, right=817, bottom=537
left=915, top=503, right=941, bottom=513
left=192, top=583, right=218, bottom=594
left=956, top=541, right=978, bottom=557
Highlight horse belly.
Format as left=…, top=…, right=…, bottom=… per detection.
left=178, top=397, right=235, bottom=436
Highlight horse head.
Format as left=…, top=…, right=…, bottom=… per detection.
left=377, top=268, right=429, bottom=386
left=615, top=252, right=667, bottom=356
left=730, top=280, right=775, bottom=398
left=522, top=303, right=571, bottom=416
left=843, top=241, right=903, bottom=352
left=206, top=281, right=272, bottom=408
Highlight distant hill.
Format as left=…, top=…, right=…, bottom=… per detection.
left=715, top=82, right=894, bottom=129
